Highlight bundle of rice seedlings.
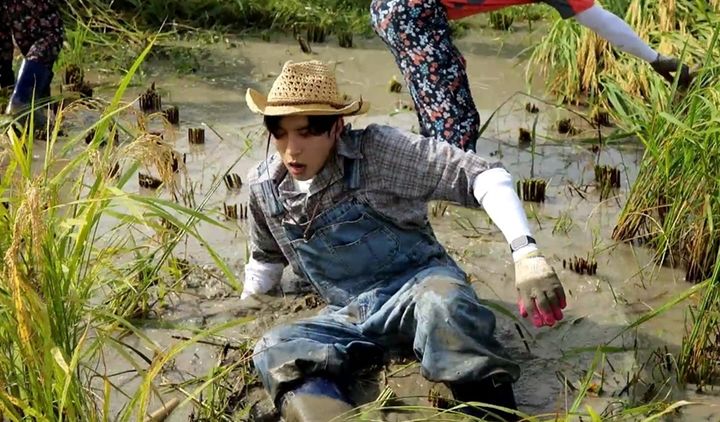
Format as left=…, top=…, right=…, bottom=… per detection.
left=123, top=131, right=181, bottom=194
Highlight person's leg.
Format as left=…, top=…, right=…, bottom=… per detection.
left=370, top=0, right=481, bottom=152
left=362, top=268, right=521, bottom=421
left=253, top=308, right=385, bottom=421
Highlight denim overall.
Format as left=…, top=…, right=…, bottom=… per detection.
left=252, top=132, right=520, bottom=403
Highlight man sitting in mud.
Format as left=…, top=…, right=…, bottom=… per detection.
left=242, top=59, right=567, bottom=422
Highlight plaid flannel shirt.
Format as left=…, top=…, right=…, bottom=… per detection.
left=246, top=123, right=504, bottom=278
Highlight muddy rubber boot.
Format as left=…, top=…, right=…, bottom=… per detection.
left=449, top=376, right=520, bottom=422
left=280, top=378, right=354, bottom=422
left=5, top=59, right=52, bottom=128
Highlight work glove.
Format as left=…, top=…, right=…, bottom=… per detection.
left=514, top=251, right=567, bottom=328
left=650, top=53, right=693, bottom=88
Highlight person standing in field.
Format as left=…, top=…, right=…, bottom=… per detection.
left=0, top=0, right=64, bottom=125
left=371, top=0, right=693, bottom=152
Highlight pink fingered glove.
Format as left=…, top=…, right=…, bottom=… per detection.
left=514, top=251, right=567, bottom=327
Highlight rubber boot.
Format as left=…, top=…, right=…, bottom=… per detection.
left=5, top=59, right=53, bottom=129
left=39, top=67, right=56, bottom=114
left=0, top=59, right=13, bottom=116
left=0, top=59, right=13, bottom=89
left=280, top=377, right=354, bottom=422
left=449, top=376, right=520, bottom=422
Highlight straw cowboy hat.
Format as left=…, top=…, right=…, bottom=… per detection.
left=246, top=60, right=370, bottom=116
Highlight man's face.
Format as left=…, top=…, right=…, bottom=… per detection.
left=271, top=115, right=340, bottom=181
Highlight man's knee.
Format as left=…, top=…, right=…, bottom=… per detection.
left=413, top=275, right=468, bottom=303
left=414, top=275, right=495, bottom=321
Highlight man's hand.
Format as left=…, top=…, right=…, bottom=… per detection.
left=651, top=54, right=693, bottom=88
left=514, top=251, right=567, bottom=328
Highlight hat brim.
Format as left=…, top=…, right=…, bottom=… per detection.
left=246, top=88, right=369, bottom=117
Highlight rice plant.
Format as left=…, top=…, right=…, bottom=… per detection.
left=603, top=27, right=720, bottom=385
left=340, top=349, right=694, bottom=421
left=188, top=339, right=258, bottom=421
left=0, top=35, right=252, bottom=420
left=527, top=0, right=720, bottom=106
left=552, top=210, right=575, bottom=236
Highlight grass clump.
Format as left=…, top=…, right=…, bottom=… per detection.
left=489, top=10, right=515, bottom=31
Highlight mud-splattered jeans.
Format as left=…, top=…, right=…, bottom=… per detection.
left=370, top=0, right=481, bottom=152
left=252, top=267, right=521, bottom=403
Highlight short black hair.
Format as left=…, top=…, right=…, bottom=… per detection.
left=264, top=115, right=341, bottom=138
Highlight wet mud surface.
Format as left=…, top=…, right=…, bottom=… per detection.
left=28, top=30, right=720, bottom=420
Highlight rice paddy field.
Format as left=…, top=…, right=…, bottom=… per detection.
left=1, top=0, right=719, bottom=420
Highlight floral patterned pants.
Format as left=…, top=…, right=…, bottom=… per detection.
left=371, top=0, right=481, bottom=152
left=0, top=0, right=64, bottom=85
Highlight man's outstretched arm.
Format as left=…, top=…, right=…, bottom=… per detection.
left=473, top=167, right=567, bottom=329
left=367, top=125, right=567, bottom=328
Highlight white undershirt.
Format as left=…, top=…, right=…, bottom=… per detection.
left=574, top=4, right=658, bottom=63
left=293, top=177, right=313, bottom=194
left=240, top=169, right=536, bottom=298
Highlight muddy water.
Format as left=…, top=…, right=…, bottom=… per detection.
left=55, top=31, right=720, bottom=421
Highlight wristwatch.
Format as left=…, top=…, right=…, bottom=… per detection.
left=510, top=235, right=536, bottom=253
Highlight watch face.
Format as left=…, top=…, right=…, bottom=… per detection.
left=511, top=236, right=534, bottom=251
left=511, top=238, right=527, bottom=250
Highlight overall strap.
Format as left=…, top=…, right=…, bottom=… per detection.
left=256, top=157, right=285, bottom=218
left=259, top=179, right=285, bottom=217
left=343, top=130, right=362, bottom=190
